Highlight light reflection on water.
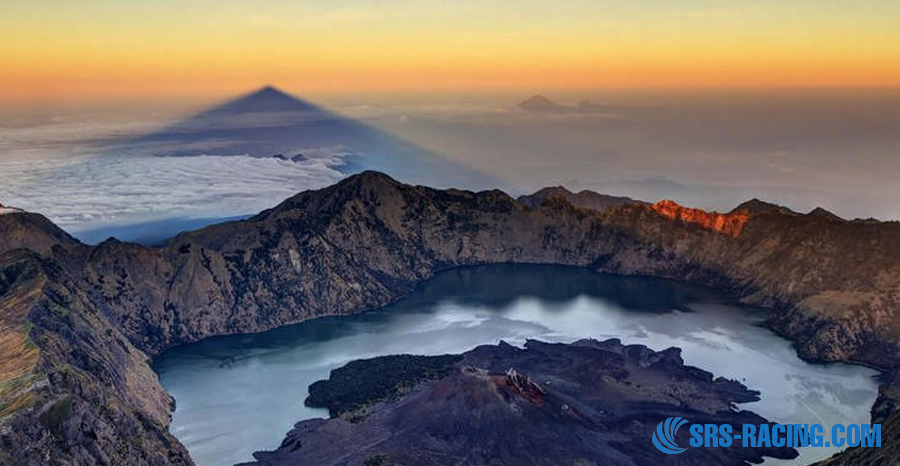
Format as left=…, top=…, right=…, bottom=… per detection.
left=154, top=264, right=878, bottom=466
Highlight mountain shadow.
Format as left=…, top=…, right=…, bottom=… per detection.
left=114, top=86, right=494, bottom=189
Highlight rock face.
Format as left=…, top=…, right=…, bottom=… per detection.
left=241, top=339, right=797, bottom=466
left=650, top=200, right=750, bottom=236
left=2, top=171, right=900, bottom=464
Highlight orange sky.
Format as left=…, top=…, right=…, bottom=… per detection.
left=3, top=0, right=899, bottom=102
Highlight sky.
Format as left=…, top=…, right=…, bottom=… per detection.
left=3, top=0, right=900, bottom=102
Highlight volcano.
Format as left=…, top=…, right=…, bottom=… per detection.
left=118, top=86, right=492, bottom=189
left=518, top=94, right=565, bottom=112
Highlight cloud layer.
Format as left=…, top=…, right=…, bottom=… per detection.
left=0, top=152, right=344, bottom=231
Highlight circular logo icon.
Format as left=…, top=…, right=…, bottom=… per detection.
left=653, top=417, right=689, bottom=454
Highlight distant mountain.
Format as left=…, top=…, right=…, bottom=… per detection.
left=518, top=95, right=612, bottom=113
left=518, top=186, right=647, bottom=212
left=118, top=86, right=493, bottom=189
left=518, top=94, right=565, bottom=112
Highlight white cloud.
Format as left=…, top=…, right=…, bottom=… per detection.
left=0, top=152, right=346, bottom=230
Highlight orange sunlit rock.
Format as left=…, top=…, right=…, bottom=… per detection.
left=651, top=200, right=750, bottom=236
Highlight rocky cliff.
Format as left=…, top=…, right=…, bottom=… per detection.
left=649, top=200, right=750, bottom=236
left=1, top=171, right=899, bottom=465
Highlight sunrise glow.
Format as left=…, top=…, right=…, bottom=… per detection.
left=3, top=0, right=899, bottom=101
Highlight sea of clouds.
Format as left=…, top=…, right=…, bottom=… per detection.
left=0, top=110, right=348, bottom=235
left=0, top=152, right=344, bottom=231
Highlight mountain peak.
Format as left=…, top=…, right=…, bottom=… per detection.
left=732, top=199, right=795, bottom=215
left=519, top=95, right=565, bottom=111
left=0, top=210, right=78, bottom=255
left=808, top=207, right=844, bottom=221
left=271, top=171, right=404, bottom=215
left=532, top=186, right=575, bottom=197
left=340, top=170, right=402, bottom=188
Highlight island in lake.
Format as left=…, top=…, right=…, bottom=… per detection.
left=244, top=339, right=797, bottom=466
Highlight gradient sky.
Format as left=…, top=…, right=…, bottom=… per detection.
left=3, top=0, right=899, bottom=101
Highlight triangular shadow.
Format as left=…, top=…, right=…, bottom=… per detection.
left=109, top=86, right=495, bottom=189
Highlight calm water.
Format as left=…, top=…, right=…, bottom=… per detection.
left=154, top=264, right=879, bottom=466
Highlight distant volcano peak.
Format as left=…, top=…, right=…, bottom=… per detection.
left=519, top=94, right=565, bottom=111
